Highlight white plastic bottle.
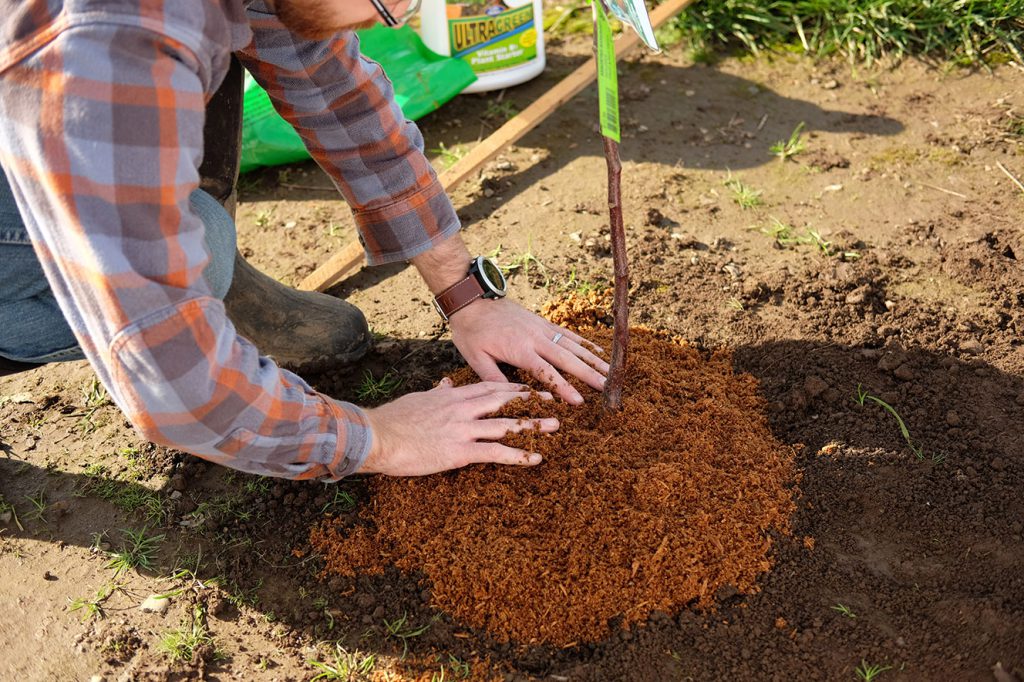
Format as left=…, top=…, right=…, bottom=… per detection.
left=418, top=0, right=545, bottom=93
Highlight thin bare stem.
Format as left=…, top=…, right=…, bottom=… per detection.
left=602, top=136, right=629, bottom=411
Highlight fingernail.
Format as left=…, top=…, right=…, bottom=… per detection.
left=570, top=392, right=584, bottom=405
left=527, top=453, right=542, bottom=465
left=543, top=418, right=559, bottom=429
left=540, top=391, right=554, bottom=400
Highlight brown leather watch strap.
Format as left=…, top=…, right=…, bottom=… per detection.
left=433, top=274, right=485, bottom=322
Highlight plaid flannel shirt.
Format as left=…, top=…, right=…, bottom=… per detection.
left=0, top=0, right=461, bottom=479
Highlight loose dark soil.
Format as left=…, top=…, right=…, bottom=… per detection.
left=1, top=36, right=1022, bottom=681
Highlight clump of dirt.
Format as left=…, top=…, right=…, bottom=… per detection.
left=311, top=307, right=800, bottom=646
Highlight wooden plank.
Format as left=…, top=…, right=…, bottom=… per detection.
left=298, top=0, right=695, bottom=292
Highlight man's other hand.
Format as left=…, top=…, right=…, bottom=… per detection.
left=449, top=298, right=609, bottom=405
left=358, top=379, right=557, bottom=476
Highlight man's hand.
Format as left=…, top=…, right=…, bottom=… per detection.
left=358, top=379, right=557, bottom=476
left=448, top=298, right=609, bottom=405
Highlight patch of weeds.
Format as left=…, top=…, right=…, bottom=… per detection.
left=321, top=487, right=357, bottom=514
left=1007, top=115, right=1024, bottom=138
left=324, top=221, right=345, bottom=239
left=433, top=653, right=471, bottom=680
left=382, top=612, right=433, bottom=659
left=759, top=218, right=860, bottom=260
left=503, top=239, right=549, bottom=287
left=254, top=207, right=276, bottom=229
left=770, top=122, right=806, bottom=162
left=106, top=527, right=164, bottom=577
left=188, top=495, right=253, bottom=527
left=482, top=99, right=519, bottom=121
left=75, top=377, right=111, bottom=434
left=68, top=582, right=120, bottom=621
left=855, top=660, right=892, bottom=682
left=22, top=491, right=48, bottom=524
left=831, top=603, right=857, bottom=618
left=83, top=470, right=168, bottom=525
left=355, top=370, right=403, bottom=402
left=429, top=142, right=465, bottom=170
left=308, top=645, right=376, bottom=681
left=158, top=604, right=221, bottom=664
left=854, top=385, right=924, bottom=459
left=560, top=268, right=605, bottom=296
left=724, top=175, right=763, bottom=209
left=726, top=297, right=745, bottom=311
left=243, top=476, right=272, bottom=496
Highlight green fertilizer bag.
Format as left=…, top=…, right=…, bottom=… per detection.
left=240, top=25, right=477, bottom=173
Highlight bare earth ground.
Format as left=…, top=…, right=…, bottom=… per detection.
left=2, top=30, right=1023, bottom=682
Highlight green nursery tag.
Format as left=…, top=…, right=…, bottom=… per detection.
left=594, top=0, right=620, bottom=143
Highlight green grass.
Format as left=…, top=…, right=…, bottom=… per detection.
left=724, top=175, right=764, bottom=208
left=321, top=488, right=357, bottom=514
left=308, top=645, right=376, bottom=681
left=68, top=582, right=119, bottom=621
left=382, top=612, right=433, bottom=659
left=0, top=494, right=23, bottom=531
left=855, top=660, right=892, bottom=681
left=666, top=0, right=1024, bottom=65
left=771, top=122, right=807, bottom=161
left=831, top=603, right=857, bottom=618
left=106, top=527, right=164, bottom=577
left=82, top=464, right=169, bottom=525
left=759, top=217, right=861, bottom=260
left=159, top=605, right=221, bottom=664
left=854, top=385, right=924, bottom=459
left=429, top=142, right=465, bottom=169
left=355, top=370, right=403, bottom=402
left=23, top=491, right=48, bottom=524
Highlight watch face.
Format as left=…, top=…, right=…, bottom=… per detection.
left=477, top=257, right=507, bottom=297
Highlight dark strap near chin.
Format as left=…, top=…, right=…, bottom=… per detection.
left=434, top=275, right=484, bottom=320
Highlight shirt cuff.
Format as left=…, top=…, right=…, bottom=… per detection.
left=324, top=399, right=373, bottom=479
left=354, top=177, right=462, bottom=266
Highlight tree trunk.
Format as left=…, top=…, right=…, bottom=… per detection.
left=602, top=136, right=629, bottom=411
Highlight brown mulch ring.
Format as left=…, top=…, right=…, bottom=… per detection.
left=311, top=300, right=800, bottom=646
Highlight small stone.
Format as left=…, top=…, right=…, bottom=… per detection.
left=169, top=474, right=187, bottom=492
left=822, top=79, right=839, bottom=89
left=945, top=410, right=961, bottom=427
left=877, top=352, right=904, bottom=372
left=483, top=188, right=494, bottom=198
left=893, top=364, right=916, bottom=381
left=43, top=571, right=58, bottom=581
left=140, top=594, right=170, bottom=615
left=170, top=490, right=183, bottom=500
left=90, top=676, right=105, bottom=682
left=845, top=288, right=868, bottom=304
left=960, top=338, right=984, bottom=355
left=803, top=376, right=830, bottom=399
left=283, top=221, right=297, bottom=229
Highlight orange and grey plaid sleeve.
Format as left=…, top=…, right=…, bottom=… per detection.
left=0, top=24, right=371, bottom=480
left=238, top=6, right=462, bottom=266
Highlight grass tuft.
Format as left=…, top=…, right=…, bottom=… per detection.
left=106, top=527, right=164, bottom=576
left=668, top=0, right=1024, bottom=66
left=308, top=645, right=376, bottom=680
left=855, top=659, right=892, bottom=681
left=158, top=604, right=221, bottom=664
left=854, top=385, right=923, bottom=459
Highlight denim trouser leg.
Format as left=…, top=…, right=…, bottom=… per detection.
left=0, top=172, right=237, bottom=364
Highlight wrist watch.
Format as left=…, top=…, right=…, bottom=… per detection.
left=432, top=256, right=507, bottom=322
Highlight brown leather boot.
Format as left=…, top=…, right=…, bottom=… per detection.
left=224, top=251, right=371, bottom=373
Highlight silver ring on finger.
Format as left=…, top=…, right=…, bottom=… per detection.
left=551, top=331, right=564, bottom=345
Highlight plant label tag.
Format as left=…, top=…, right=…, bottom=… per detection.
left=594, top=0, right=620, bottom=143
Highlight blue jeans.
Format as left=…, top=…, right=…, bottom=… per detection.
left=0, top=171, right=237, bottom=363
